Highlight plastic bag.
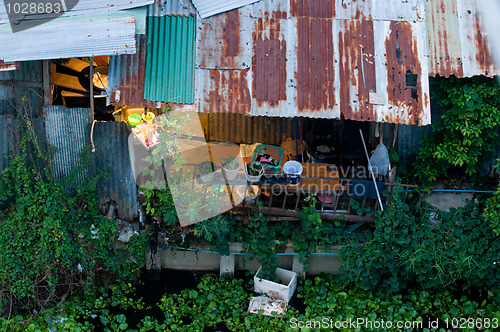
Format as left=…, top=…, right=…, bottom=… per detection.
left=369, top=143, right=390, bottom=176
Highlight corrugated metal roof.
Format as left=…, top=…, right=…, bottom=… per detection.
left=148, top=0, right=197, bottom=16
left=0, top=13, right=137, bottom=62
left=194, top=6, right=429, bottom=124
left=144, top=15, right=196, bottom=104
left=108, top=1, right=437, bottom=124
left=92, top=121, right=139, bottom=221
left=196, top=7, right=253, bottom=69
left=0, top=0, right=153, bottom=24
left=426, top=0, right=500, bottom=77
left=334, top=0, right=425, bottom=21
left=195, top=68, right=252, bottom=114
left=191, top=0, right=261, bottom=18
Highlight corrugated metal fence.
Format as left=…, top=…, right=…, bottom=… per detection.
left=0, top=106, right=139, bottom=221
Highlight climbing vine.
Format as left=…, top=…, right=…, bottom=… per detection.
left=0, top=120, right=145, bottom=317
left=413, top=76, right=500, bottom=184
left=339, top=186, right=500, bottom=293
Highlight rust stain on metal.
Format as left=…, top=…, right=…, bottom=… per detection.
left=426, top=0, right=463, bottom=77
left=223, top=9, right=241, bottom=58
left=385, top=21, right=423, bottom=125
left=252, top=18, right=287, bottom=107
left=111, top=34, right=167, bottom=109
left=296, top=18, right=335, bottom=112
left=205, top=69, right=251, bottom=114
left=339, top=20, right=376, bottom=122
left=0, top=61, right=20, bottom=71
left=291, top=0, right=335, bottom=18
left=197, top=9, right=250, bottom=69
left=473, top=12, right=495, bottom=76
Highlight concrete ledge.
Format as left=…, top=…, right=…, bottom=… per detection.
left=159, top=243, right=340, bottom=275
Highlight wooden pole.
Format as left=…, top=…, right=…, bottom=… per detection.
left=42, top=60, right=51, bottom=107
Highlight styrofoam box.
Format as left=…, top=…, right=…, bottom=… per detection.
left=254, top=266, right=297, bottom=302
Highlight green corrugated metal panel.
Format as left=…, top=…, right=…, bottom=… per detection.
left=144, top=15, right=196, bottom=104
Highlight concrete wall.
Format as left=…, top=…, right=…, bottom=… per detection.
left=158, top=243, right=341, bottom=276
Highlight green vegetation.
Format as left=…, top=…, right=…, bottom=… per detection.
left=0, top=121, right=147, bottom=318
left=220, top=155, right=240, bottom=170
left=1, top=274, right=499, bottom=331
left=484, top=162, right=500, bottom=235
left=413, top=76, right=500, bottom=184
left=339, top=186, right=500, bottom=293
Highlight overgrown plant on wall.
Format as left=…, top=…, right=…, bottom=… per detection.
left=484, top=161, right=500, bottom=235
left=339, top=186, right=500, bottom=293
left=0, top=119, right=146, bottom=317
left=413, top=76, right=500, bottom=184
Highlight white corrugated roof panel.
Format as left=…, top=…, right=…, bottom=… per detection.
left=191, top=0, right=261, bottom=18
left=0, top=13, right=137, bottom=62
left=0, top=0, right=153, bottom=24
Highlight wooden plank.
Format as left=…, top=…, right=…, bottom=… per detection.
left=43, top=60, right=51, bottom=106
left=234, top=206, right=374, bottom=223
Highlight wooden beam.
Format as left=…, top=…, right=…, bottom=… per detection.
left=234, top=206, right=374, bottom=223
left=42, top=60, right=51, bottom=106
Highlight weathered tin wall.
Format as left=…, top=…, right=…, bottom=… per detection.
left=193, top=1, right=430, bottom=124
left=0, top=61, right=43, bottom=118
left=205, top=112, right=295, bottom=145
left=0, top=115, right=46, bottom=172
left=426, top=0, right=500, bottom=77
left=190, top=0, right=260, bottom=18
left=148, top=0, right=197, bottom=16
left=92, top=121, right=139, bottom=221
left=108, top=35, right=159, bottom=108
left=44, top=106, right=91, bottom=186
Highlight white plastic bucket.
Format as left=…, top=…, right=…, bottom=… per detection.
left=283, top=161, right=303, bottom=185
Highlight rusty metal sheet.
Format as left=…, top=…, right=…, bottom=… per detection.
left=196, top=8, right=252, bottom=69
left=456, top=0, right=499, bottom=77
left=374, top=20, right=431, bottom=125
left=191, top=0, right=260, bottom=18
left=339, top=20, right=377, bottom=122
left=426, top=0, right=500, bottom=77
left=251, top=17, right=288, bottom=115
left=334, top=0, right=424, bottom=21
left=205, top=112, right=295, bottom=145
left=108, top=34, right=168, bottom=108
left=425, top=0, right=463, bottom=77
left=148, top=0, right=197, bottom=16
left=195, top=68, right=252, bottom=114
left=295, top=17, right=340, bottom=116
left=250, top=0, right=289, bottom=19
left=0, top=61, right=19, bottom=71
left=290, top=0, right=335, bottom=18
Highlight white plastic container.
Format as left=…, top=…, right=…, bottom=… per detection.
left=254, top=266, right=298, bottom=302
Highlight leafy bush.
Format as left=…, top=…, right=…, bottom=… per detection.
left=484, top=162, right=500, bottom=235
left=0, top=123, right=145, bottom=316
left=413, top=76, right=500, bottom=183
left=1, top=274, right=499, bottom=331
left=339, top=186, right=500, bottom=292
